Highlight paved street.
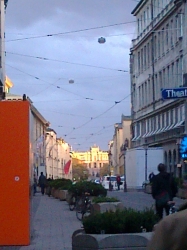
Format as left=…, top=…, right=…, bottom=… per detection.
left=1, top=190, right=187, bottom=250
left=108, top=190, right=187, bottom=211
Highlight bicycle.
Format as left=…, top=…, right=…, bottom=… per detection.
left=168, top=201, right=177, bottom=214
left=69, top=190, right=79, bottom=211
left=75, top=192, right=92, bottom=221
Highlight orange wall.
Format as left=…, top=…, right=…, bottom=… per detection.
left=0, top=101, right=31, bottom=246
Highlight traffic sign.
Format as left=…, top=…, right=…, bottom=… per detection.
left=161, top=87, right=187, bottom=100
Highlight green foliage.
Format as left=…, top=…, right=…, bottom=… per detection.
left=92, top=196, right=119, bottom=203
left=68, top=181, right=107, bottom=197
left=49, top=178, right=72, bottom=190
left=72, top=164, right=89, bottom=181
left=83, top=207, right=159, bottom=234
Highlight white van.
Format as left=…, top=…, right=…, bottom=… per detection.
left=101, top=176, right=117, bottom=190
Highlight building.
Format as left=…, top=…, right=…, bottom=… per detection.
left=130, top=0, right=186, bottom=177
left=72, top=145, right=109, bottom=177
left=57, top=137, right=72, bottom=180
left=109, top=115, right=131, bottom=175
left=45, top=128, right=72, bottom=179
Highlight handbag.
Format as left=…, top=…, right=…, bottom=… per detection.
left=155, top=191, right=170, bottom=207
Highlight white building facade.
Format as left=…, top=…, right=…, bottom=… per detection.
left=109, top=115, right=131, bottom=176
left=45, top=128, right=72, bottom=179
left=130, top=0, right=187, bottom=177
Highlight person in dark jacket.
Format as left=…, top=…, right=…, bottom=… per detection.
left=152, top=163, right=178, bottom=220
left=38, top=172, right=47, bottom=195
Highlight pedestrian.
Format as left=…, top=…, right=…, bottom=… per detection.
left=151, top=163, right=178, bottom=220
left=38, top=172, right=47, bottom=195
left=116, top=175, right=121, bottom=191
left=147, top=208, right=187, bottom=250
left=33, top=174, right=37, bottom=196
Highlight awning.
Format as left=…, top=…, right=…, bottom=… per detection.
left=173, top=120, right=185, bottom=128
left=155, top=127, right=163, bottom=134
left=131, top=136, right=137, bottom=141
left=64, top=160, right=71, bottom=174
left=145, top=131, right=154, bottom=137
left=142, top=132, right=148, bottom=138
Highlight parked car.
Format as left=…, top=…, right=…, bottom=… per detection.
left=94, top=179, right=100, bottom=184
left=102, top=176, right=116, bottom=190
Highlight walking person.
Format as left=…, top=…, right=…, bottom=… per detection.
left=147, top=205, right=187, bottom=250
left=151, top=163, right=178, bottom=220
left=116, top=175, right=121, bottom=191
left=38, top=172, right=47, bottom=195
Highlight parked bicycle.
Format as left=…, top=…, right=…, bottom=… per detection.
left=75, top=192, right=92, bottom=221
left=168, top=201, right=177, bottom=214
left=69, top=190, right=79, bottom=211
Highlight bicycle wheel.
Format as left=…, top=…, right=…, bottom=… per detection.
left=76, top=197, right=84, bottom=221
left=69, top=195, right=76, bottom=211
left=82, top=203, right=91, bottom=220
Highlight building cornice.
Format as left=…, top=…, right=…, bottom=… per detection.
left=131, top=0, right=147, bottom=15
left=131, top=2, right=179, bottom=50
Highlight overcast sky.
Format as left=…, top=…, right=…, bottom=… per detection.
left=5, top=0, right=137, bottom=151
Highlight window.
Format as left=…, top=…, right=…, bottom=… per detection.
left=94, top=162, right=97, bottom=168
left=176, top=60, right=179, bottom=86
left=138, top=51, right=140, bottom=73
left=147, top=43, right=150, bottom=66
left=144, top=46, right=147, bottom=69
left=179, top=13, right=183, bottom=37
left=171, top=20, right=173, bottom=46
left=99, top=163, right=102, bottom=168
left=158, top=32, right=161, bottom=57
left=171, top=63, right=174, bottom=87
left=179, top=57, right=183, bottom=86
left=137, top=19, right=140, bottom=34
left=145, top=81, right=147, bottom=105
left=141, top=48, right=143, bottom=72
left=162, top=28, right=165, bottom=54
left=176, top=15, right=178, bottom=41
left=159, top=71, right=162, bottom=90
left=166, top=24, right=169, bottom=48
left=163, top=69, right=165, bottom=89
left=154, top=35, right=157, bottom=58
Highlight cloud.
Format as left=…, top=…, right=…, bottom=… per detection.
left=5, top=0, right=137, bottom=150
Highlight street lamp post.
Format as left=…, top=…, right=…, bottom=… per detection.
left=144, top=139, right=148, bottom=181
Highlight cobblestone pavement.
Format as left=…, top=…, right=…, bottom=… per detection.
left=1, top=190, right=187, bottom=250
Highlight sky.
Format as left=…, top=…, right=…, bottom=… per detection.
left=5, top=0, right=138, bottom=151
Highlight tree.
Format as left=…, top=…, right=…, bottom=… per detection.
left=100, top=163, right=110, bottom=177
left=72, top=158, right=89, bottom=180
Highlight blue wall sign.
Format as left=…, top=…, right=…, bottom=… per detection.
left=161, top=87, right=187, bottom=100
left=180, top=136, right=187, bottom=159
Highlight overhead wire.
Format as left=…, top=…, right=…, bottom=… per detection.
left=6, top=51, right=128, bottom=73
left=6, top=20, right=137, bottom=42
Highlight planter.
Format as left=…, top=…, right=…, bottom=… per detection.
left=176, top=188, right=186, bottom=199
left=58, top=190, right=68, bottom=201
left=51, top=187, right=55, bottom=197
left=54, top=189, right=60, bottom=199
left=145, top=184, right=152, bottom=194
left=91, top=202, right=124, bottom=215
left=72, top=230, right=152, bottom=250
